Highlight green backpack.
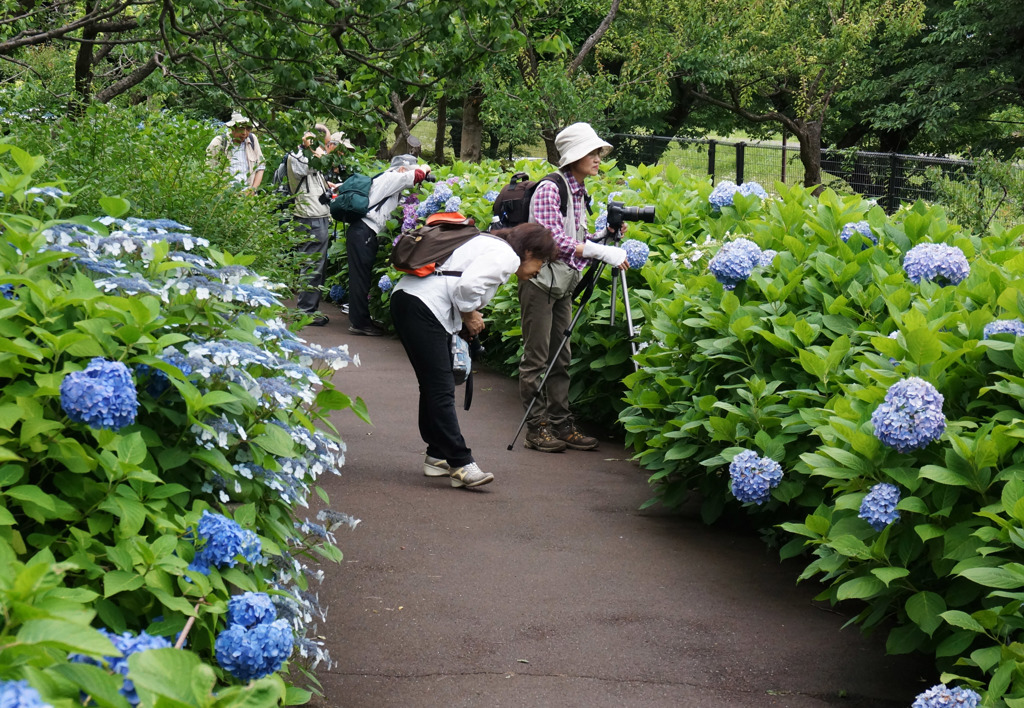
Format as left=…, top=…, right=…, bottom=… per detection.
left=329, top=170, right=387, bottom=224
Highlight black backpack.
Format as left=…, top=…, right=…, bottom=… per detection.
left=390, top=221, right=487, bottom=276
left=491, top=171, right=573, bottom=229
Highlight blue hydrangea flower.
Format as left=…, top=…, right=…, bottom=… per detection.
left=329, top=284, right=346, bottom=303
left=903, top=243, right=970, bottom=285
left=622, top=239, right=649, bottom=269
left=983, top=318, right=1024, bottom=339
left=758, top=249, right=777, bottom=267
left=839, top=220, right=877, bottom=246
left=60, top=358, right=138, bottom=430
left=378, top=275, right=393, bottom=292
left=215, top=619, right=293, bottom=681
left=858, top=483, right=901, bottom=531
left=444, top=196, right=462, bottom=213
left=188, top=510, right=262, bottom=575
left=594, top=210, right=608, bottom=234
left=432, top=183, right=453, bottom=203
left=912, top=684, right=981, bottom=708
left=709, top=238, right=762, bottom=289
left=69, top=630, right=173, bottom=706
left=736, top=181, right=768, bottom=199
left=0, top=680, right=51, bottom=708
left=1, top=283, right=15, bottom=300
left=728, top=450, right=783, bottom=505
left=227, top=592, right=277, bottom=629
left=483, top=190, right=499, bottom=202
left=708, top=181, right=738, bottom=211
left=870, top=377, right=946, bottom=453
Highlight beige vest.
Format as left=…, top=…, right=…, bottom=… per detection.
left=528, top=172, right=582, bottom=299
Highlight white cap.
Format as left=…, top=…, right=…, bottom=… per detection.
left=555, top=122, right=612, bottom=168
left=225, top=111, right=253, bottom=128
left=329, top=132, right=355, bottom=150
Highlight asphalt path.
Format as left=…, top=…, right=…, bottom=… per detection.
left=300, top=313, right=931, bottom=708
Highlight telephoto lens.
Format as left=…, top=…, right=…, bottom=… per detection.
left=607, top=200, right=656, bottom=230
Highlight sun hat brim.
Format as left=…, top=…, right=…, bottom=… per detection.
left=556, top=127, right=613, bottom=168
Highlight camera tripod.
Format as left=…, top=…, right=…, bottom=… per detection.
left=506, top=226, right=640, bottom=451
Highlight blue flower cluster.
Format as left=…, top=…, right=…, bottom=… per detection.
left=858, top=483, right=901, bottom=531
left=870, top=377, right=946, bottom=453
left=378, top=275, right=393, bottom=292
left=215, top=618, right=293, bottom=681
left=188, top=510, right=262, bottom=575
left=709, top=238, right=763, bottom=289
left=415, top=182, right=456, bottom=219
left=483, top=190, right=499, bottom=202
left=983, top=318, right=1024, bottom=339
left=903, top=243, right=970, bottom=285
left=622, top=239, right=649, bottom=269
left=60, top=357, right=138, bottom=430
left=728, top=450, right=783, bottom=505
left=1, top=283, right=15, bottom=299
left=708, top=181, right=768, bottom=211
left=594, top=210, right=608, bottom=234
left=70, top=630, right=173, bottom=705
left=228, top=591, right=278, bottom=629
left=444, top=196, right=462, bottom=213
left=328, top=284, right=346, bottom=303
left=0, top=680, right=50, bottom=708
left=839, top=221, right=877, bottom=246
left=912, top=684, right=981, bottom=708
left=758, top=249, right=777, bottom=267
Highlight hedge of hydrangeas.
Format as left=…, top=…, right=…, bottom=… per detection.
left=0, top=144, right=362, bottom=706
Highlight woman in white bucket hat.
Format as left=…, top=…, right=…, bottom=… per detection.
left=517, top=122, right=628, bottom=454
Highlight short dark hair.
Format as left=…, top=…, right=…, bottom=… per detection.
left=494, top=223, right=558, bottom=264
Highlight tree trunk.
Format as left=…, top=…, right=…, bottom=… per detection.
left=460, top=87, right=484, bottom=163
left=434, top=93, right=447, bottom=162
left=542, top=128, right=558, bottom=166
left=795, top=120, right=823, bottom=191
left=390, top=95, right=417, bottom=157
left=71, top=22, right=98, bottom=112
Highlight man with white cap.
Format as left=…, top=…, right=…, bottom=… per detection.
left=518, top=122, right=628, bottom=453
left=206, top=111, right=265, bottom=191
left=346, top=153, right=432, bottom=336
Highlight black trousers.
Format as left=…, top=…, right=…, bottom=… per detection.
left=390, top=290, right=473, bottom=467
left=346, top=220, right=378, bottom=328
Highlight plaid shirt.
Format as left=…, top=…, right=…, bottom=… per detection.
left=532, top=171, right=590, bottom=271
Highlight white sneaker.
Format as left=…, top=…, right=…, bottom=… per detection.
left=423, top=454, right=450, bottom=477
left=449, top=462, right=494, bottom=488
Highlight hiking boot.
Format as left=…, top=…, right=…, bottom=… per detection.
left=449, top=461, right=494, bottom=488
left=423, top=454, right=450, bottom=477
left=554, top=421, right=599, bottom=451
left=305, top=314, right=329, bottom=327
left=348, top=322, right=387, bottom=336
left=524, top=425, right=567, bottom=453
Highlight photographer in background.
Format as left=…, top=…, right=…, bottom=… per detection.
left=287, top=128, right=334, bottom=326
left=519, top=122, right=628, bottom=453
left=346, top=154, right=432, bottom=336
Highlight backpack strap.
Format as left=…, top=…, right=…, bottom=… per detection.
left=366, top=170, right=391, bottom=214
left=543, top=171, right=592, bottom=217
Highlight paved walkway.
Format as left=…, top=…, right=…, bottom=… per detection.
left=301, top=318, right=930, bottom=708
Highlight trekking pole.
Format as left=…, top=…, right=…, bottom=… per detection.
left=506, top=260, right=608, bottom=451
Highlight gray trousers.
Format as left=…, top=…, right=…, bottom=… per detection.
left=293, top=216, right=331, bottom=313
left=518, top=279, right=573, bottom=429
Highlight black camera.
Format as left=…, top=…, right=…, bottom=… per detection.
left=318, top=192, right=333, bottom=206
left=422, top=173, right=437, bottom=183
left=607, top=200, right=656, bottom=231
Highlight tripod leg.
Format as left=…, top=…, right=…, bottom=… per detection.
left=620, top=268, right=639, bottom=372
left=609, top=269, right=618, bottom=326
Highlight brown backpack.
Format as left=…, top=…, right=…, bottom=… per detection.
left=390, top=220, right=489, bottom=277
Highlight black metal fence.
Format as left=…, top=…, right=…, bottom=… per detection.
left=609, top=134, right=980, bottom=212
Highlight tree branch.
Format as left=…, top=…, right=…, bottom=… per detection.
left=568, top=0, right=620, bottom=77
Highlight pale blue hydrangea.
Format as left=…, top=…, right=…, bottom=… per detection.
left=444, top=196, right=462, bottom=213
left=483, top=190, right=499, bottom=202
left=983, top=319, right=1024, bottom=339
left=758, top=249, right=777, bottom=267
left=912, top=684, right=981, bottom=708
left=215, top=619, right=293, bottom=681
left=728, top=450, right=783, bottom=505
left=903, top=243, right=970, bottom=285
left=594, top=210, right=608, bottom=234
left=1, top=284, right=15, bottom=299
left=0, top=680, right=51, bottom=708
left=839, top=220, right=877, bottom=246
left=329, top=284, right=346, bottom=302
left=378, top=275, right=393, bottom=292
left=227, top=592, right=277, bottom=629
left=188, top=510, right=262, bottom=575
left=870, top=377, right=946, bottom=453
left=709, top=238, right=762, bottom=289
left=69, top=630, right=173, bottom=705
left=736, top=181, right=768, bottom=199
left=858, top=483, right=901, bottom=531
left=60, top=358, right=138, bottom=430
left=622, top=239, right=649, bottom=269
left=431, top=183, right=453, bottom=203
left=708, top=181, right=738, bottom=211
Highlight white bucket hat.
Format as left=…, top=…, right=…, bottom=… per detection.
left=329, top=131, right=355, bottom=150
left=225, top=111, right=253, bottom=128
left=555, top=122, right=612, bottom=168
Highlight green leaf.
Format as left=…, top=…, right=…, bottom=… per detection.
left=128, top=648, right=206, bottom=707
left=52, top=663, right=133, bottom=708
left=939, top=610, right=985, bottom=633
left=17, top=619, right=119, bottom=656
left=103, top=570, right=146, bottom=598
left=904, top=328, right=941, bottom=364
left=905, top=591, right=946, bottom=637
left=871, top=567, right=910, bottom=587
left=919, top=465, right=971, bottom=487
left=959, top=567, right=1024, bottom=589
left=99, top=196, right=131, bottom=218
left=836, top=575, right=884, bottom=600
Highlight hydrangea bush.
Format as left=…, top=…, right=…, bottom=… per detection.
left=0, top=144, right=365, bottom=706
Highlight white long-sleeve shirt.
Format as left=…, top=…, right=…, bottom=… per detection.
left=361, top=168, right=418, bottom=233
left=393, top=235, right=521, bottom=334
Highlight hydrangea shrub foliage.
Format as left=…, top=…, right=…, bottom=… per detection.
left=0, top=145, right=364, bottom=706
